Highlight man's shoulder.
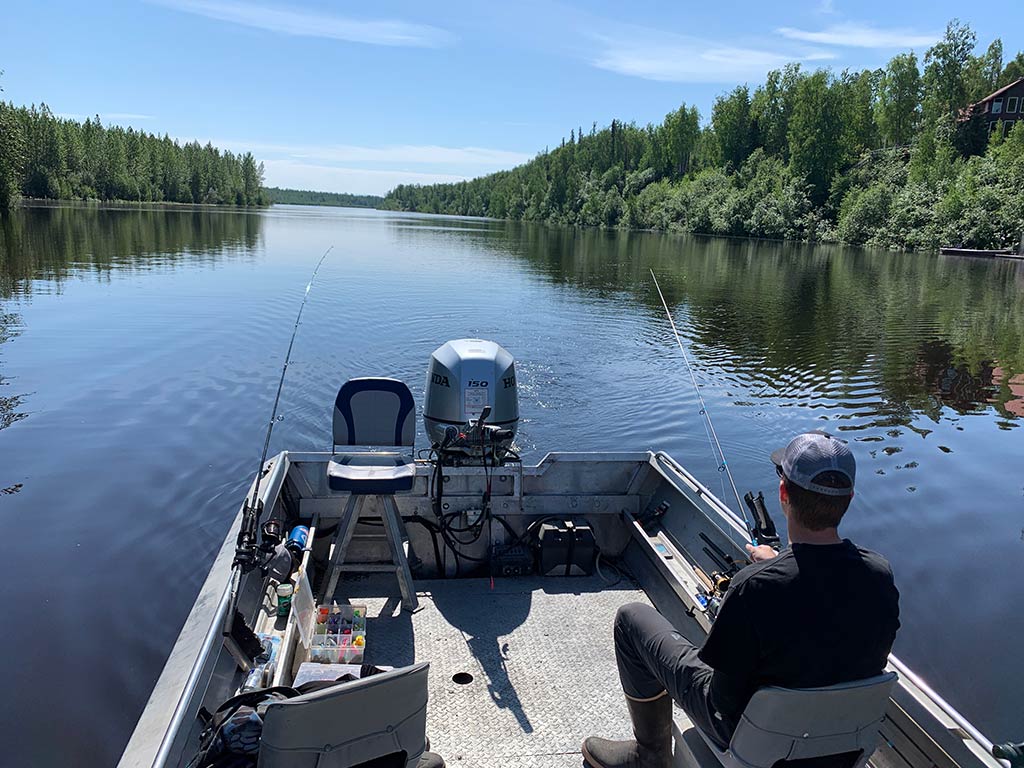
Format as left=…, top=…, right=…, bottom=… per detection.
left=731, top=541, right=896, bottom=591
left=849, top=544, right=895, bottom=575
left=730, top=548, right=800, bottom=592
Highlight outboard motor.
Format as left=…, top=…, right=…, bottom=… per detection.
left=424, top=339, right=518, bottom=464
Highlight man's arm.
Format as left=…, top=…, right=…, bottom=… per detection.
left=698, top=576, right=762, bottom=723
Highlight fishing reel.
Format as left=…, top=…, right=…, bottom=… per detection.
left=993, top=742, right=1024, bottom=767
left=259, top=518, right=285, bottom=554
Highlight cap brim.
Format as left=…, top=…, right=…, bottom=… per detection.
left=770, top=447, right=786, bottom=467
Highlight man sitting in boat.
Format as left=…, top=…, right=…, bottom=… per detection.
left=583, top=431, right=900, bottom=768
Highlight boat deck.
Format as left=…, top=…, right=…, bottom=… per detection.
left=336, top=574, right=720, bottom=768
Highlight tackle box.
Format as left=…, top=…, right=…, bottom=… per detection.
left=309, top=603, right=367, bottom=664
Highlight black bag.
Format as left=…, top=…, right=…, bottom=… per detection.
left=192, top=666, right=387, bottom=768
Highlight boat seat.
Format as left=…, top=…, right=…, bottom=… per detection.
left=323, top=377, right=419, bottom=612
left=695, top=672, right=898, bottom=768
left=328, top=377, right=416, bottom=494
left=258, top=662, right=430, bottom=768
left=328, top=453, right=415, bottom=494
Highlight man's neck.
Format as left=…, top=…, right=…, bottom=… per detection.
left=787, top=525, right=842, bottom=546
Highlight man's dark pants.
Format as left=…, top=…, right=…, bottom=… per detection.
left=614, top=602, right=731, bottom=749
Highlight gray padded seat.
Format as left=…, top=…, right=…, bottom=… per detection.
left=696, top=672, right=897, bottom=768
left=322, top=377, right=420, bottom=611
left=258, top=662, right=430, bottom=768
left=328, top=377, right=416, bottom=494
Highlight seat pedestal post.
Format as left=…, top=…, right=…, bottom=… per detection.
left=322, top=494, right=420, bottom=613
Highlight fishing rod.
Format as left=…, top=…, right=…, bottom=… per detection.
left=222, top=245, right=334, bottom=669
left=649, top=268, right=767, bottom=545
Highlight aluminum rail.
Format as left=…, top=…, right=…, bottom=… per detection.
left=152, top=583, right=232, bottom=768
left=886, top=654, right=1004, bottom=765
left=132, top=454, right=291, bottom=768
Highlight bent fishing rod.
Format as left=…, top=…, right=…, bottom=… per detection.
left=649, top=269, right=779, bottom=549
left=222, top=245, right=334, bottom=667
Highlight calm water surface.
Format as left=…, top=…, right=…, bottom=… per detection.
left=1, top=203, right=1022, bottom=766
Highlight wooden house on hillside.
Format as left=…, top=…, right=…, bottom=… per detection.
left=964, top=77, right=1024, bottom=136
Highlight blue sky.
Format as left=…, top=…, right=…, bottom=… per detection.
left=2, top=1, right=1020, bottom=195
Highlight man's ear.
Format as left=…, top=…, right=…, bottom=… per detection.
left=779, top=478, right=789, bottom=504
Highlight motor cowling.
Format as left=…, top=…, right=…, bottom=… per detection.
left=424, top=339, right=518, bottom=462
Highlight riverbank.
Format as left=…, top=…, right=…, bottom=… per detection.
left=0, top=103, right=267, bottom=209
left=385, top=135, right=1024, bottom=253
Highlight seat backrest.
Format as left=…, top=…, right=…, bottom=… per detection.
left=728, top=672, right=898, bottom=768
left=333, top=378, right=416, bottom=448
left=258, top=662, right=430, bottom=768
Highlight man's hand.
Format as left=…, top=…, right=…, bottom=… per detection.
left=745, top=543, right=778, bottom=562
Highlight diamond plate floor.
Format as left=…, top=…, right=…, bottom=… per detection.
left=335, top=574, right=671, bottom=767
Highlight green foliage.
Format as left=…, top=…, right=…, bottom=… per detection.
left=922, top=19, right=977, bottom=121
left=788, top=71, right=845, bottom=203
left=0, top=102, right=25, bottom=209
left=711, top=86, right=755, bottom=169
left=751, top=64, right=804, bottom=159
left=383, top=18, right=1024, bottom=252
left=0, top=101, right=267, bottom=208
left=966, top=39, right=1004, bottom=102
left=876, top=53, right=922, bottom=147
left=263, top=187, right=383, bottom=208
left=1000, top=52, right=1024, bottom=87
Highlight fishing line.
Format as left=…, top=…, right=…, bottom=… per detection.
left=246, top=244, right=334, bottom=517
left=650, top=269, right=753, bottom=537
left=223, top=245, right=334, bottom=665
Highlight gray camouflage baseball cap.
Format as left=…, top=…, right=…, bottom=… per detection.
left=771, top=430, right=855, bottom=496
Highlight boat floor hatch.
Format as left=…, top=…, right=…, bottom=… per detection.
left=333, top=573, right=721, bottom=768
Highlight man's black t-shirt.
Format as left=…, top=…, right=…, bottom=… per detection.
left=698, top=540, right=900, bottom=729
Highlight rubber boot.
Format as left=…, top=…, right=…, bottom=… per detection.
left=416, top=751, right=445, bottom=768
left=582, top=691, right=673, bottom=768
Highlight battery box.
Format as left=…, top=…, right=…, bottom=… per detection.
left=491, top=543, right=535, bottom=577
left=538, top=520, right=596, bottom=576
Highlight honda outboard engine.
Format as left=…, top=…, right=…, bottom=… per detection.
left=424, top=339, right=518, bottom=464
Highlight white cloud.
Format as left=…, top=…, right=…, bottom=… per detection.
left=208, top=140, right=532, bottom=168
left=196, top=140, right=531, bottom=195
left=590, top=30, right=835, bottom=83
left=151, top=0, right=452, bottom=48
left=817, top=0, right=837, bottom=15
left=260, top=160, right=468, bottom=196
left=777, top=23, right=938, bottom=49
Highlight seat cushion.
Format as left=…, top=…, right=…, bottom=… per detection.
left=328, top=453, right=416, bottom=494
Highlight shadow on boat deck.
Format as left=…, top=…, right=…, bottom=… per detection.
left=335, top=574, right=647, bottom=765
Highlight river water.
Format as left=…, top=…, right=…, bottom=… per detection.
left=1, top=203, right=1022, bottom=766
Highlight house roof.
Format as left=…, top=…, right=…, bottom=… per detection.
left=976, top=77, right=1024, bottom=104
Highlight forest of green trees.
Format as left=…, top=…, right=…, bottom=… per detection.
left=385, top=21, right=1024, bottom=251
left=0, top=73, right=267, bottom=209
left=264, top=187, right=383, bottom=208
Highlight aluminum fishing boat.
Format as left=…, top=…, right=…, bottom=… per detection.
left=118, top=339, right=1014, bottom=768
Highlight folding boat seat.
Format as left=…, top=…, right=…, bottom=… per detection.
left=327, top=377, right=416, bottom=494
left=324, top=377, right=419, bottom=611
left=695, top=672, right=898, bottom=768
left=258, top=662, right=430, bottom=768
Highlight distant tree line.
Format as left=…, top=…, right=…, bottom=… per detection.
left=384, top=20, right=1024, bottom=251
left=0, top=78, right=267, bottom=209
left=264, top=187, right=383, bottom=208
